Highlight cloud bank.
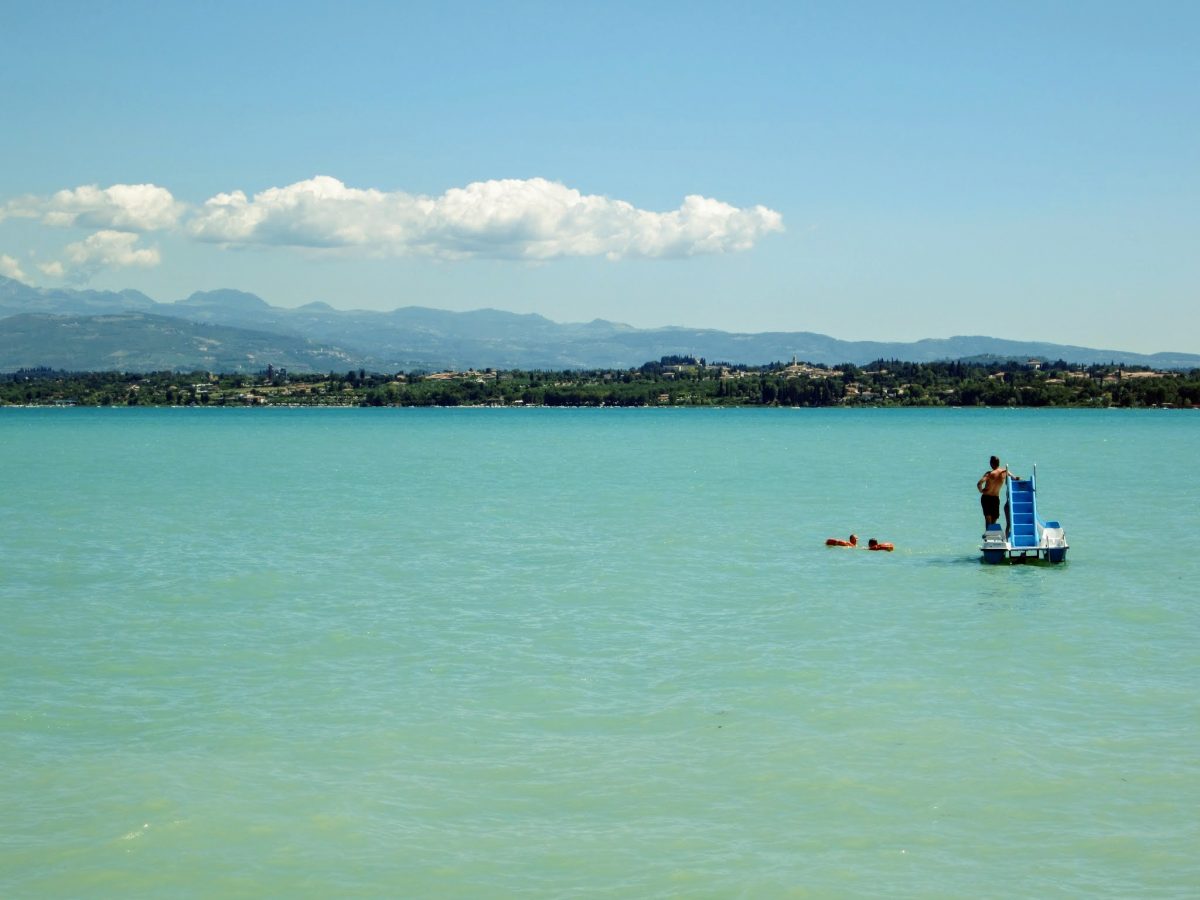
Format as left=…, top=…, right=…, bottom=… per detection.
left=188, top=176, right=784, bottom=260
left=0, top=253, right=27, bottom=281
left=4, top=183, right=183, bottom=231
left=62, top=230, right=161, bottom=281
left=3, top=176, right=783, bottom=280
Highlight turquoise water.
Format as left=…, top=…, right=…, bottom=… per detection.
left=2, top=408, right=1197, bottom=897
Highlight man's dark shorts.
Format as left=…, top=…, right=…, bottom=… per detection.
left=981, top=494, right=1000, bottom=519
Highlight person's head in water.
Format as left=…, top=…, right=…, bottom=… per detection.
left=990, top=455, right=1000, bottom=469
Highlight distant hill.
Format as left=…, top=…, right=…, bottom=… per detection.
left=0, top=312, right=364, bottom=374
left=2, top=275, right=1197, bottom=373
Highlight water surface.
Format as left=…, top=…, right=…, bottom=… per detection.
left=2, top=408, right=1197, bottom=896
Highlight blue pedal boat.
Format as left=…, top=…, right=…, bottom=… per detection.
left=980, top=466, right=1069, bottom=564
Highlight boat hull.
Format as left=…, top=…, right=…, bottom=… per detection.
left=980, top=522, right=1068, bottom=565
left=981, top=546, right=1068, bottom=565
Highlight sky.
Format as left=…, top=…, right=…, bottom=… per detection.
left=1, top=0, right=1197, bottom=353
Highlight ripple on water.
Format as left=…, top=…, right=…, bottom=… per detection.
left=2, top=408, right=1198, bottom=897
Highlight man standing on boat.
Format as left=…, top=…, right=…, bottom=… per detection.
left=977, top=456, right=1019, bottom=536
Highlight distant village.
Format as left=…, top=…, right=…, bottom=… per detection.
left=2, top=356, right=1197, bottom=409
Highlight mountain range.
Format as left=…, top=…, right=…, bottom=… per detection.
left=2, top=275, right=1197, bottom=373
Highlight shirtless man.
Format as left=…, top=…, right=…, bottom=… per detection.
left=977, top=455, right=1019, bottom=535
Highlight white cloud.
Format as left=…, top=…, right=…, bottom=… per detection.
left=2, top=176, right=783, bottom=277
left=188, top=177, right=404, bottom=248
left=188, top=176, right=784, bottom=260
left=4, top=183, right=184, bottom=231
left=0, top=253, right=27, bottom=281
left=59, top=230, right=161, bottom=281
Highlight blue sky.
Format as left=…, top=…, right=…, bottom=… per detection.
left=2, top=0, right=1196, bottom=352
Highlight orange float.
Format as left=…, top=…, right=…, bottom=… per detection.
left=825, top=534, right=858, bottom=547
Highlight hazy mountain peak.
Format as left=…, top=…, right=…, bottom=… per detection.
left=0, top=274, right=34, bottom=298
left=2, top=279, right=1198, bottom=373
left=119, top=288, right=156, bottom=305
left=176, top=289, right=271, bottom=310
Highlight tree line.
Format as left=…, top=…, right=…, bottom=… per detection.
left=2, top=358, right=1198, bottom=408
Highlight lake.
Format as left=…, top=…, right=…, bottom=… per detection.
left=2, top=407, right=1197, bottom=897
